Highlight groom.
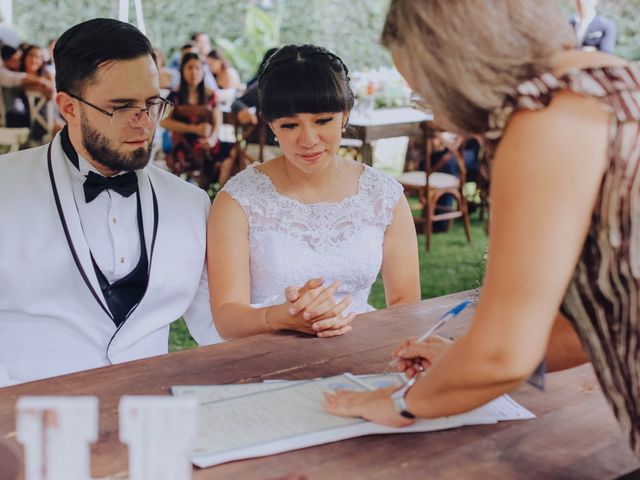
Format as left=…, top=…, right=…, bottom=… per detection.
left=0, top=18, right=221, bottom=387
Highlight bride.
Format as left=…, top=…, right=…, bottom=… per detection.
left=207, top=44, right=420, bottom=339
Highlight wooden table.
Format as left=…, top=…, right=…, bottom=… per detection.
left=1, top=291, right=638, bottom=479
left=347, top=107, right=433, bottom=166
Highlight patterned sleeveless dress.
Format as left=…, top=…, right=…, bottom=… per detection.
left=485, top=64, right=640, bottom=456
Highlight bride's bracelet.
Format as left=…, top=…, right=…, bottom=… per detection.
left=264, top=305, right=275, bottom=332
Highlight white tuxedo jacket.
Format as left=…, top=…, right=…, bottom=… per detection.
left=0, top=133, right=221, bottom=386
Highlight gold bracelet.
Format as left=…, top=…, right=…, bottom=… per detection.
left=264, top=305, right=275, bottom=332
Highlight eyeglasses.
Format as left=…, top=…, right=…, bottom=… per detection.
left=67, top=92, right=172, bottom=125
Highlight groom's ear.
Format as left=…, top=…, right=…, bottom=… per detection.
left=56, top=92, right=80, bottom=126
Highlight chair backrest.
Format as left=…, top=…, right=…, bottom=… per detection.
left=0, top=87, right=7, bottom=128
left=421, top=122, right=467, bottom=188
left=0, top=127, right=29, bottom=152
left=172, top=104, right=213, bottom=126
left=25, top=90, right=55, bottom=146
left=232, top=112, right=266, bottom=164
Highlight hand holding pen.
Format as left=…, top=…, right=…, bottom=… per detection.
left=384, top=300, right=471, bottom=375
left=390, top=336, right=454, bottom=377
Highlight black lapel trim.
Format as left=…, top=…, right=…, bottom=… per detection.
left=47, top=140, right=113, bottom=320
left=120, top=182, right=156, bottom=320
left=59, top=126, right=79, bottom=170
left=149, top=181, right=159, bottom=269
left=105, top=177, right=159, bottom=362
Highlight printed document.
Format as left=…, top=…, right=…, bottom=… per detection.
left=172, top=373, right=534, bottom=468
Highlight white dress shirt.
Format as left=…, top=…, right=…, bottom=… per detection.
left=66, top=154, right=141, bottom=284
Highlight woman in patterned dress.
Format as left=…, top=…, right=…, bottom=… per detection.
left=325, top=0, right=640, bottom=457
left=207, top=45, right=420, bottom=340
left=161, top=52, right=235, bottom=187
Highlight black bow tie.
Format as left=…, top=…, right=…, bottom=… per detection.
left=83, top=171, right=138, bottom=203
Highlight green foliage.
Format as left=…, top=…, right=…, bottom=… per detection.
left=599, top=0, right=640, bottom=60
left=169, top=317, right=197, bottom=352
left=11, top=0, right=640, bottom=79
left=217, top=5, right=281, bottom=79
left=13, top=0, right=114, bottom=45
left=12, top=0, right=392, bottom=81
left=278, top=0, right=392, bottom=75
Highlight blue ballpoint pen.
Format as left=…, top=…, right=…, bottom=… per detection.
left=385, top=300, right=472, bottom=372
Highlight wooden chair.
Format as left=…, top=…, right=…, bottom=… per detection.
left=231, top=112, right=267, bottom=167
left=397, top=123, right=472, bottom=251
left=0, top=127, right=29, bottom=153
left=339, top=137, right=363, bottom=162
left=24, top=90, right=55, bottom=147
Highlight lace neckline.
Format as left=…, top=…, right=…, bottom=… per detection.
left=250, top=161, right=369, bottom=207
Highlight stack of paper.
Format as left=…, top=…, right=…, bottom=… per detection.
left=172, top=373, right=534, bottom=468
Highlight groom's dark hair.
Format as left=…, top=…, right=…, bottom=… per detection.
left=54, top=18, right=156, bottom=95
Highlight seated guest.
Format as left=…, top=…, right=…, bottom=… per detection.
left=0, top=18, right=220, bottom=387
left=0, top=45, right=53, bottom=128
left=161, top=52, right=235, bottom=187
left=20, top=45, right=53, bottom=83
left=1, top=46, right=28, bottom=128
left=190, top=32, right=218, bottom=90
left=205, top=49, right=241, bottom=90
left=168, top=43, right=198, bottom=71
left=325, top=0, right=640, bottom=461
left=208, top=44, right=420, bottom=339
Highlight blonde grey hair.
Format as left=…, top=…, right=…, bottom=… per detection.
left=382, top=0, right=576, bottom=134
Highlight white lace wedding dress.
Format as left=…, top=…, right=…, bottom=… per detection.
left=221, top=162, right=404, bottom=313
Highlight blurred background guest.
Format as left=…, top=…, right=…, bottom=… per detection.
left=20, top=44, right=52, bottom=81
left=570, top=0, right=616, bottom=53
left=206, top=48, right=241, bottom=90
left=161, top=52, right=234, bottom=188
left=168, top=42, right=198, bottom=70
left=190, top=31, right=217, bottom=90
left=154, top=47, right=179, bottom=91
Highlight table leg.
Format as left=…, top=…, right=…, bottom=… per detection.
left=361, top=142, right=373, bottom=166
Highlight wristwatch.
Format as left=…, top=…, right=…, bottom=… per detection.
left=391, top=376, right=417, bottom=419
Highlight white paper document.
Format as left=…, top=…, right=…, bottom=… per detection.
left=172, top=373, right=535, bottom=468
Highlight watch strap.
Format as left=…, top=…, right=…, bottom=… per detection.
left=391, top=377, right=418, bottom=419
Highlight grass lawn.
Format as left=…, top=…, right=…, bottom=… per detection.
left=169, top=212, right=488, bottom=352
